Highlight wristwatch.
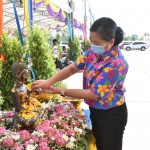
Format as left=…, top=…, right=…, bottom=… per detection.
left=60, top=89, right=65, bottom=97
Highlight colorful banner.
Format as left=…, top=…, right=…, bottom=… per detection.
left=23, top=0, right=32, bottom=33
left=0, top=0, right=3, bottom=37
left=33, top=0, right=43, bottom=9
left=33, top=0, right=83, bottom=30
left=12, top=0, right=24, bottom=46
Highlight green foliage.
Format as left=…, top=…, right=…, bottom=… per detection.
left=0, top=60, right=4, bottom=108
left=0, top=33, right=24, bottom=110
left=68, top=37, right=81, bottom=61
left=82, top=39, right=90, bottom=52
left=27, top=26, right=57, bottom=80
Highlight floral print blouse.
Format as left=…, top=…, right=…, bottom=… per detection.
left=74, top=46, right=129, bottom=110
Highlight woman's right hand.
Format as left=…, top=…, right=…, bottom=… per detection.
left=31, top=79, right=51, bottom=90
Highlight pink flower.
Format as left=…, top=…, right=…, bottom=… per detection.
left=5, top=111, right=14, bottom=118
left=50, top=114, right=57, bottom=120
left=37, top=125, right=49, bottom=133
left=0, top=127, right=7, bottom=136
left=47, top=128, right=58, bottom=140
left=75, top=121, right=80, bottom=127
left=38, top=142, right=50, bottom=150
left=2, top=138, right=14, bottom=148
left=53, top=104, right=65, bottom=112
left=24, top=140, right=32, bottom=147
left=19, top=130, right=31, bottom=141
left=61, top=121, right=68, bottom=128
left=10, top=142, right=24, bottom=150
left=32, top=135, right=39, bottom=142
left=39, top=137, right=48, bottom=143
left=55, top=137, right=66, bottom=147
left=67, top=129, right=75, bottom=137
left=41, top=120, right=51, bottom=126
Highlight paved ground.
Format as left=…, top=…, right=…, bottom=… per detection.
left=63, top=47, right=150, bottom=150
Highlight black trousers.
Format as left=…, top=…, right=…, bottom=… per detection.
left=90, top=103, right=127, bottom=150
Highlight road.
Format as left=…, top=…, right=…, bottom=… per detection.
left=63, top=47, right=150, bottom=150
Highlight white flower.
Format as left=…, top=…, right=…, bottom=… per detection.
left=33, top=131, right=45, bottom=137
left=11, top=134, right=20, bottom=141
left=42, top=103, right=49, bottom=109
left=70, top=137, right=75, bottom=143
left=62, top=134, right=69, bottom=141
left=82, top=123, right=88, bottom=129
left=26, top=144, right=36, bottom=150
left=66, top=141, right=75, bottom=148
left=74, top=127, right=83, bottom=134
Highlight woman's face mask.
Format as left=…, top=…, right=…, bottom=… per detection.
left=90, top=43, right=108, bottom=55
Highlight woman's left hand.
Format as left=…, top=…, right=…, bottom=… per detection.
left=43, top=86, right=61, bottom=94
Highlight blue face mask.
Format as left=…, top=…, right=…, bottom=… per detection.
left=91, top=43, right=107, bottom=55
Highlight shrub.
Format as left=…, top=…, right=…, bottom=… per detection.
left=27, top=26, right=57, bottom=80
left=0, top=33, right=24, bottom=110
left=68, top=37, right=81, bottom=61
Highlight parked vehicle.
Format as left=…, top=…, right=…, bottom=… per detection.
left=119, top=41, right=132, bottom=49
left=123, top=41, right=149, bottom=51
left=60, top=55, right=73, bottom=69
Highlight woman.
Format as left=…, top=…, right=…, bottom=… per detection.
left=32, top=17, right=128, bottom=150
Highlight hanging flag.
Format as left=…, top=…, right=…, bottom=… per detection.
left=67, top=13, right=73, bottom=41
left=12, top=0, right=24, bottom=46
left=23, top=0, right=33, bottom=33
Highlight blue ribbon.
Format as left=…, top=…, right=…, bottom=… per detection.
left=26, top=53, right=36, bottom=80
left=12, top=0, right=24, bottom=46
left=29, top=0, right=33, bottom=30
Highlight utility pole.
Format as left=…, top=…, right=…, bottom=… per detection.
left=84, top=0, right=87, bottom=41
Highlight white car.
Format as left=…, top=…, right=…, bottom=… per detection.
left=124, top=42, right=149, bottom=51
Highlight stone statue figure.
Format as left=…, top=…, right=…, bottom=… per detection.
left=11, top=56, right=42, bottom=128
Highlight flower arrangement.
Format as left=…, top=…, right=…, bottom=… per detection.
left=0, top=101, right=90, bottom=149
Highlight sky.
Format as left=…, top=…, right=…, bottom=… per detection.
left=49, top=0, right=150, bottom=37
left=87, top=0, right=150, bottom=36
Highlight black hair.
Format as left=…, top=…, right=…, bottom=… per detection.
left=53, top=39, right=57, bottom=43
left=90, top=17, right=124, bottom=46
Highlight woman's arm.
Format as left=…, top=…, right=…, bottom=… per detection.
left=32, top=63, right=81, bottom=89
left=48, top=63, right=80, bottom=84
left=43, top=87, right=99, bottom=100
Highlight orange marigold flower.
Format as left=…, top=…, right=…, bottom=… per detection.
left=97, top=85, right=109, bottom=97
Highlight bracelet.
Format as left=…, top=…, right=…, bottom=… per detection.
left=60, top=89, right=65, bottom=97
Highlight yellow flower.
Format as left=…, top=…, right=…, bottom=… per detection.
left=103, top=67, right=113, bottom=73
left=104, top=56, right=110, bottom=61
left=97, top=85, right=109, bottom=97
left=116, top=97, right=124, bottom=106
left=76, top=56, right=86, bottom=64
left=111, top=51, right=118, bottom=56
left=107, top=92, right=115, bottom=102
left=99, top=100, right=104, bottom=105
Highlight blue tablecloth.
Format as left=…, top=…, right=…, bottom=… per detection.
left=83, top=109, right=92, bottom=129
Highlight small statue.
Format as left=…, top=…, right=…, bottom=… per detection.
left=11, top=56, right=42, bottom=128
left=12, top=56, right=30, bottom=113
